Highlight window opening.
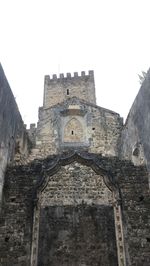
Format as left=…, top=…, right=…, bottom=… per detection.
left=132, top=147, right=139, bottom=156
left=5, top=237, right=9, bottom=242
left=64, top=118, right=84, bottom=142
left=139, top=195, right=144, bottom=202
left=67, top=89, right=69, bottom=95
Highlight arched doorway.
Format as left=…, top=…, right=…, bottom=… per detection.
left=30, top=153, right=126, bottom=266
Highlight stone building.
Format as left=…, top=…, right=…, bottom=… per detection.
left=0, top=64, right=150, bottom=266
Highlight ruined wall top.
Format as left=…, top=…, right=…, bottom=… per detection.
left=43, top=70, right=96, bottom=108
left=120, top=68, right=150, bottom=170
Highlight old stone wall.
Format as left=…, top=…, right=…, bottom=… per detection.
left=43, top=71, right=96, bottom=108
left=38, top=205, right=117, bottom=266
left=0, top=163, right=36, bottom=266
left=40, top=162, right=113, bottom=206
left=120, top=69, right=150, bottom=177
left=37, top=162, right=117, bottom=266
left=0, top=153, right=149, bottom=266
left=119, top=163, right=150, bottom=266
left=34, top=98, right=123, bottom=159
left=0, top=64, right=30, bottom=205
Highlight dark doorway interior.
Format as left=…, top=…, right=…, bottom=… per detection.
left=37, top=204, right=118, bottom=266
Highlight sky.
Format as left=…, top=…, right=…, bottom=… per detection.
left=0, top=0, right=150, bottom=127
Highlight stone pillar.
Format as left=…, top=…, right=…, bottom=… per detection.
left=113, top=194, right=126, bottom=266
left=30, top=200, right=40, bottom=266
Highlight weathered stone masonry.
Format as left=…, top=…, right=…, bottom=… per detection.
left=120, top=68, right=150, bottom=178
left=0, top=64, right=30, bottom=206
left=43, top=71, right=96, bottom=108
left=0, top=153, right=150, bottom=266
left=0, top=69, right=150, bottom=266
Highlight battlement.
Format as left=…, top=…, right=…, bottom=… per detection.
left=44, top=70, right=94, bottom=84
left=43, top=70, right=96, bottom=108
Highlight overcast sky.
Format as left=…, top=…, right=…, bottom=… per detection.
left=0, top=0, right=150, bottom=127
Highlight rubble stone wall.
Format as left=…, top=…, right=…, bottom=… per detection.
left=35, top=99, right=123, bottom=158
left=0, top=154, right=149, bottom=266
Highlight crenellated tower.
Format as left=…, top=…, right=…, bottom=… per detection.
left=29, top=70, right=123, bottom=158
left=43, top=70, right=96, bottom=108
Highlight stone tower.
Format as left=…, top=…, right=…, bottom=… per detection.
left=31, top=71, right=122, bottom=158
left=43, top=71, right=96, bottom=108
left=0, top=67, right=150, bottom=266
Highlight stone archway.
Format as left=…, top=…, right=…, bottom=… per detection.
left=30, top=152, right=126, bottom=266
left=64, top=118, right=84, bottom=142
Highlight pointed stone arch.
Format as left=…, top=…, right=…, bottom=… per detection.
left=36, top=152, right=119, bottom=196
left=64, top=118, right=84, bottom=142
left=30, top=152, right=126, bottom=266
